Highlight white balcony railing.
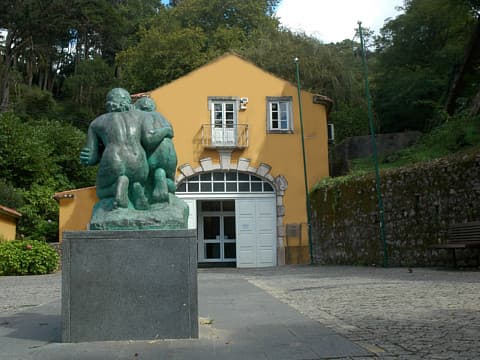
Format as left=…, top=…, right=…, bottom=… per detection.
left=201, top=124, right=248, bottom=149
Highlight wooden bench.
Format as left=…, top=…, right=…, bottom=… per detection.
left=431, top=221, right=480, bottom=267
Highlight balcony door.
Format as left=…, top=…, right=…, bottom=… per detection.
left=211, top=101, right=237, bottom=146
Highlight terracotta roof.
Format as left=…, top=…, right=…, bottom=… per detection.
left=53, top=186, right=96, bottom=200
left=0, top=205, right=21, bottom=218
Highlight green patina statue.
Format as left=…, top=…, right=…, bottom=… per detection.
left=80, top=88, right=188, bottom=230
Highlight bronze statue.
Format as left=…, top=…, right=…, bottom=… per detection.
left=80, top=88, right=188, bottom=230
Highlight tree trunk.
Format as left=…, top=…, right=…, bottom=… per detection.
left=27, top=59, right=34, bottom=87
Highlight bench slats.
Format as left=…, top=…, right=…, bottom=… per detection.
left=431, top=221, right=480, bottom=267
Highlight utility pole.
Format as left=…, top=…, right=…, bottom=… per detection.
left=357, top=22, right=388, bottom=267
left=294, top=57, right=314, bottom=265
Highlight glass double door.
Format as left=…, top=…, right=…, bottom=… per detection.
left=200, top=200, right=236, bottom=262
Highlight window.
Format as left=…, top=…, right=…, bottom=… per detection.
left=177, top=171, right=275, bottom=193
left=267, top=96, right=293, bottom=133
left=208, top=97, right=239, bottom=145
left=212, top=102, right=235, bottom=129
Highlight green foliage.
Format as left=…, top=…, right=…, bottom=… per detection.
left=117, top=0, right=280, bottom=92
left=312, top=170, right=370, bottom=192
left=373, top=0, right=477, bottom=132
left=0, top=179, right=24, bottom=210
left=11, top=85, right=58, bottom=119
left=118, top=26, right=212, bottom=92
left=63, top=57, right=118, bottom=119
left=349, top=111, right=480, bottom=173
left=0, top=240, right=58, bottom=276
left=329, top=101, right=370, bottom=142
left=0, top=112, right=96, bottom=241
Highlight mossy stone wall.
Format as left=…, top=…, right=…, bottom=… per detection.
left=311, top=152, right=480, bottom=266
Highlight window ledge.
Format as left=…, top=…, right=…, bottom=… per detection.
left=267, top=130, right=294, bottom=134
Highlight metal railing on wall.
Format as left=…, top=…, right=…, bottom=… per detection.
left=200, top=124, right=248, bottom=149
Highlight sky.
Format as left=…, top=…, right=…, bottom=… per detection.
left=275, top=0, right=404, bottom=43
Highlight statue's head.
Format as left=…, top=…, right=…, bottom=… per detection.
left=134, top=97, right=156, bottom=112
left=106, top=88, right=132, bottom=112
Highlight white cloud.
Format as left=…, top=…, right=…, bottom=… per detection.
left=276, top=0, right=404, bottom=43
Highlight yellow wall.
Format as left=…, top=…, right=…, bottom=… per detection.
left=149, top=54, right=329, bottom=228
left=56, top=54, right=330, bottom=249
left=0, top=213, right=17, bottom=240
left=57, top=187, right=98, bottom=242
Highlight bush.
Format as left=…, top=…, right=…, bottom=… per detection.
left=0, top=239, right=59, bottom=275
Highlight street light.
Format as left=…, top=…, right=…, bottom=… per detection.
left=357, top=21, right=388, bottom=267
left=294, top=57, right=314, bottom=264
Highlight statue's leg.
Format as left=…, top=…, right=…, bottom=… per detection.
left=114, top=175, right=129, bottom=208
left=152, top=168, right=169, bottom=203
left=132, top=182, right=149, bottom=210
left=96, top=182, right=117, bottom=200
left=157, top=140, right=177, bottom=194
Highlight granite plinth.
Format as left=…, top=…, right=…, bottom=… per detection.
left=61, top=229, right=198, bottom=342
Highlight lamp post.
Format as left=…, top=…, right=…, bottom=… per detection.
left=357, top=22, right=388, bottom=267
left=294, top=57, right=314, bottom=265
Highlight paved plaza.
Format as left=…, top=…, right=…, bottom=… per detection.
left=246, top=266, right=480, bottom=359
left=0, top=265, right=479, bottom=359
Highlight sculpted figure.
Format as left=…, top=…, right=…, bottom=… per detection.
left=80, top=88, right=188, bottom=230
left=80, top=88, right=149, bottom=210
left=134, top=97, right=177, bottom=203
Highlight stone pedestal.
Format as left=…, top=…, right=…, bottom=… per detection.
left=62, top=229, right=198, bottom=342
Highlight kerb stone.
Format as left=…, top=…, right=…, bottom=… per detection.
left=62, top=229, right=198, bottom=342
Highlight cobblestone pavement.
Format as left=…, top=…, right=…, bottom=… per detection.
left=246, top=266, right=480, bottom=359
left=0, top=273, right=61, bottom=315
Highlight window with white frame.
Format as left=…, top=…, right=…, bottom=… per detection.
left=177, top=171, right=275, bottom=193
left=208, top=97, right=239, bottom=145
left=267, top=96, right=293, bottom=133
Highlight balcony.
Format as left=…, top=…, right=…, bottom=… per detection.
left=201, top=124, right=249, bottom=149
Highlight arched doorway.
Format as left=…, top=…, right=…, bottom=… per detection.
left=176, top=169, right=283, bottom=267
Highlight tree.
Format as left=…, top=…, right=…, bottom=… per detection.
left=0, top=0, right=71, bottom=111
left=0, top=112, right=95, bottom=241
left=373, top=0, right=477, bottom=132
left=117, top=0, right=279, bottom=91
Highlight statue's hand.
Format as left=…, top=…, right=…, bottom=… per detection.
left=80, top=147, right=95, bottom=165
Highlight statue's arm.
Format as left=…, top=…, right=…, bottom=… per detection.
left=142, top=118, right=173, bottom=148
left=80, top=125, right=100, bottom=166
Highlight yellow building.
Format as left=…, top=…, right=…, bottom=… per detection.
left=0, top=204, right=21, bottom=240
left=56, top=53, right=332, bottom=267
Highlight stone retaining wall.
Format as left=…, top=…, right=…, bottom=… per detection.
left=311, top=151, right=480, bottom=266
